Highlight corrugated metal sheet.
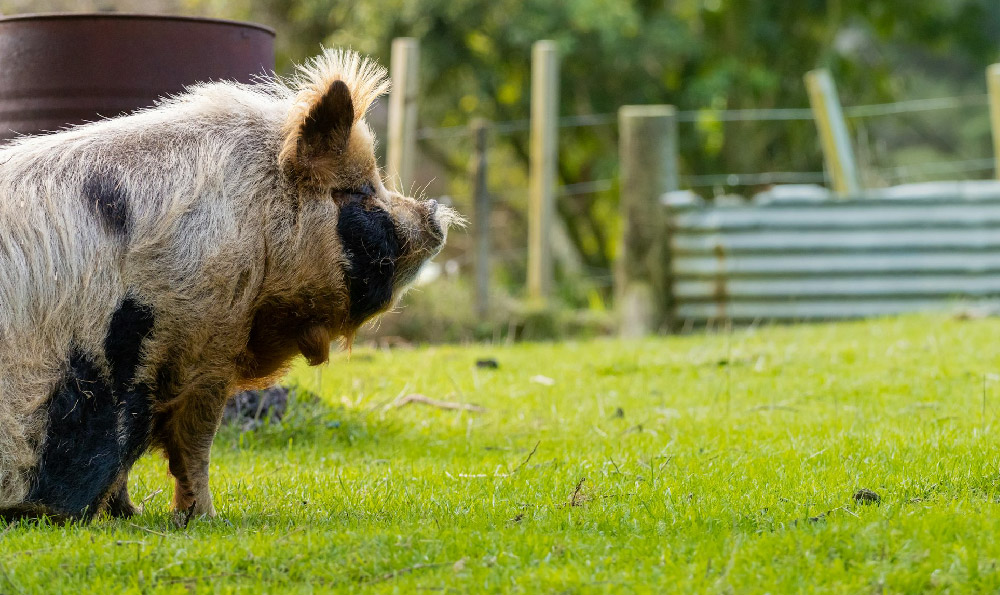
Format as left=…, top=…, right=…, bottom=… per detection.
left=669, top=184, right=1000, bottom=324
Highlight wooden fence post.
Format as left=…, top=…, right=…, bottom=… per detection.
left=616, top=105, right=678, bottom=337
left=527, top=40, right=559, bottom=303
left=804, top=68, right=860, bottom=196
left=470, top=118, right=491, bottom=318
left=387, top=38, right=419, bottom=193
left=988, top=64, right=1000, bottom=180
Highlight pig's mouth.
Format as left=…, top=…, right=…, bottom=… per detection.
left=388, top=200, right=459, bottom=290
left=425, top=199, right=445, bottom=243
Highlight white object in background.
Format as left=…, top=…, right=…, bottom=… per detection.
left=660, top=189, right=703, bottom=207
left=959, top=180, right=1000, bottom=198
left=414, top=261, right=442, bottom=286
left=530, top=374, right=556, bottom=386
left=713, top=194, right=745, bottom=207
left=872, top=181, right=1000, bottom=200
left=753, top=184, right=831, bottom=204
left=874, top=181, right=965, bottom=199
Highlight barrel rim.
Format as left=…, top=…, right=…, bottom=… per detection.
left=0, top=12, right=276, bottom=36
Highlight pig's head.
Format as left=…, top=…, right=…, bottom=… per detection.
left=239, top=50, right=458, bottom=380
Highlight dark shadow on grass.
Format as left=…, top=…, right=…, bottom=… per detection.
left=213, top=383, right=404, bottom=453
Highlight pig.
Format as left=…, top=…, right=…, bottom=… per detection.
left=0, top=48, right=456, bottom=521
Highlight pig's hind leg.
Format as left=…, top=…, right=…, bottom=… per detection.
left=104, top=472, right=140, bottom=518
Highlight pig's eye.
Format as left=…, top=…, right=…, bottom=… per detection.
left=332, top=182, right=376, bottom=204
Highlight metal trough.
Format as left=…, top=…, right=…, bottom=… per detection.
left=0, top=13, right=275, bottom=140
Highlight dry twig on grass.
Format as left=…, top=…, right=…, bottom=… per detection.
left=570, top=478, right=589, bottom=507
left=392, top=393, right=486, bottom=412
left=128, top=523, right=173, bottom=539
left=507, top=441, right=540, bottom=475
left=140, top=488, right=163, bottom=508
left=452, top=441, right=541, bottom=480
left=172, top=501, right=197, bottom=530
left=158, top=573, right=245, bottom=586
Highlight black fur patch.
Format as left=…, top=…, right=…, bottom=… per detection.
left=104, top=297, right=154, bottom=391
left=104, top=297, right=155, bottom=464
left=337, top=197, right=401, bottom=323
left=29, top=351, right=120, bottom=517
left=83, top=174, right=130, bottom=238
left=28, top=296, right=155, bottom=518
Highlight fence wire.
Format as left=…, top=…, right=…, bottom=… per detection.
left=413, top=90, right=997, bottom=299
left=417, top=92, right=992, bottom=139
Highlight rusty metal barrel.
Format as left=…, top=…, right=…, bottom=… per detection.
left=0, top=13, right=275, bottom=141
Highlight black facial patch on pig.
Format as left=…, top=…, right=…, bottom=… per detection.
left=28, top=296, right=155, bottom=518
left=83, top=174, right=130, bottom=238
left=337, top=197, right=401, bottom=323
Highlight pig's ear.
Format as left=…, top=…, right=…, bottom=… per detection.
left=302, top=80, right=354, bottom=157
left=279, top=50, right=389, bottom=184
left=280, top=80, right=354, bottom=180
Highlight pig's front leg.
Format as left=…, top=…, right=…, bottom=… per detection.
left=156, top=386, right=228, bottom=519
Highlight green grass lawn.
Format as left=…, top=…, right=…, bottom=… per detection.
left=5, top=315, right=1000, bottom=592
